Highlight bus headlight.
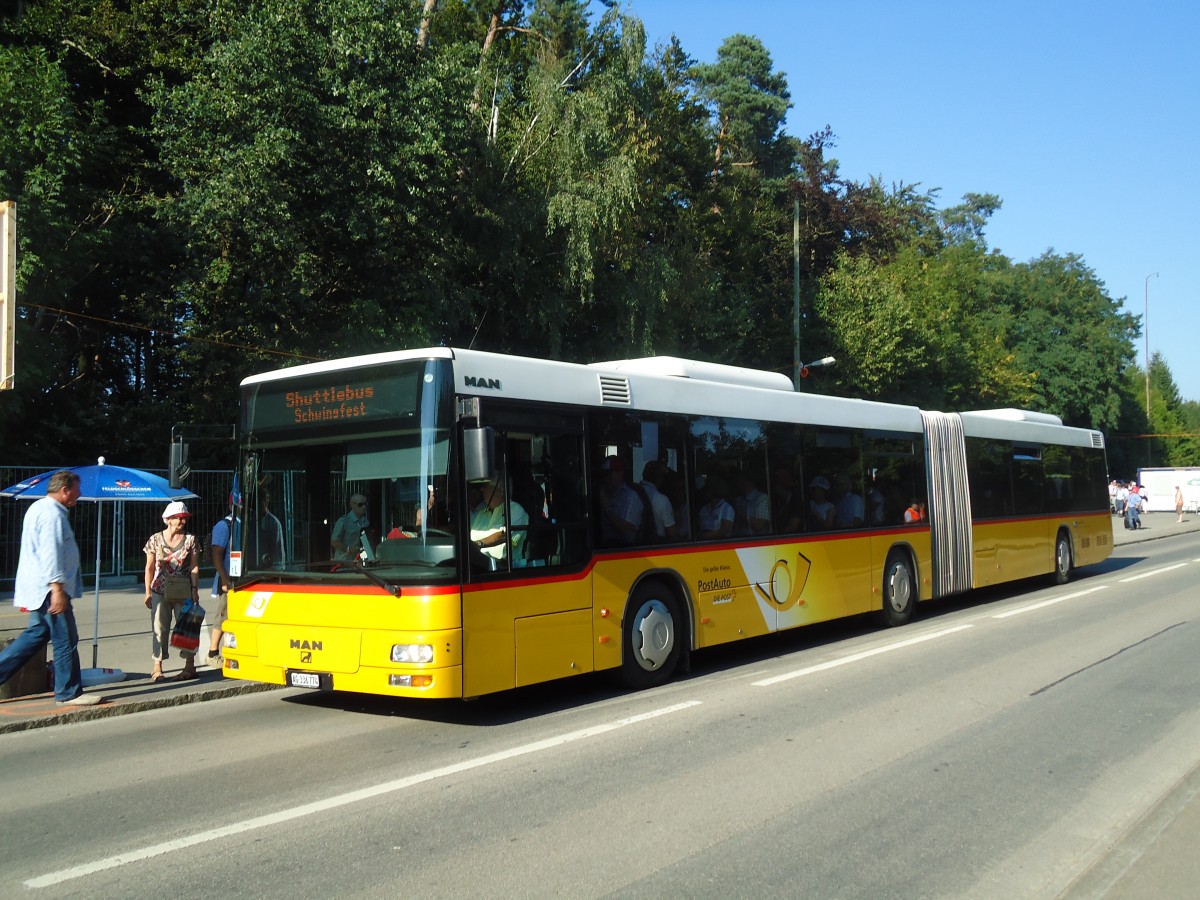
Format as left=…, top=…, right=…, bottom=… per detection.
left=222, top=632, right=238, bottom=650
left=391, top=643, right=433, bottom=664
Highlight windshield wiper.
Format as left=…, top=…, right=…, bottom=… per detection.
left=359, top=567, right=401, bottom=596
left=242, top=560, right=402, bottom=596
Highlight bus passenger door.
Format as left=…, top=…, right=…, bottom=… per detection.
left=459, top=407, right=594, bottom=696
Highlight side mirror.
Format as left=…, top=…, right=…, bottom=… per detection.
left=169, top=440, right=190, bottom=488
left=463, top=426, right=496, bottom=483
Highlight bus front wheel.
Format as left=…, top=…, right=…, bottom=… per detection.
left=881, top=551, right=916, bottom=627
left=620, top=583, right=682, bottom=689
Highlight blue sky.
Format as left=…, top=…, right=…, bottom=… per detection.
left=623, top=0, right=1200, bottom=403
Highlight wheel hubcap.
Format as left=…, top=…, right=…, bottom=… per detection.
left=887, top=563, right=912, bottom=614
left=632, top=599, right=674, bottom=671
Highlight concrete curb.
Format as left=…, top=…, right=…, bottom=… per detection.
left=0, top=681, right=281, bottom=735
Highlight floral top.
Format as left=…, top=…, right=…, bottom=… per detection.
left=143, top=531, right=199, bottom=595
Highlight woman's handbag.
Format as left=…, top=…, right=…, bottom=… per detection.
left=163, top=576, right=193, bottom=603
left=169, top=602, right=205, bottom=652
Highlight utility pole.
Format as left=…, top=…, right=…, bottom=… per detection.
left=1144, top=272, right=1158, bottom=468
left=1, top=201, right=15, bottom=391
left=793, top=199, right=801, bottom=388
left=1144, top=272, right=1158, bottom=421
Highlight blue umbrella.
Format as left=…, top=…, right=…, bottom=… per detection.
left=2, top=457, right=198, bottom=679
left=2, top=460, right=195, bottom=502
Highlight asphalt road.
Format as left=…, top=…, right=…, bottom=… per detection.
left=1, top=520, right=1198, bottom=898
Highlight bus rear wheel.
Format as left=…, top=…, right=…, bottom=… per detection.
left=881, top=551, right=916, bottom=627
left=620, top=582, right=682, bottom=689
left=1053, top=532, right=1073, bottom=585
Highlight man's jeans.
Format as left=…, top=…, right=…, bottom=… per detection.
left=0, top=595, right=83, bottom=701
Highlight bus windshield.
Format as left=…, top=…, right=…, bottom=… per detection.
left=235, top=357, right=459, bottom=586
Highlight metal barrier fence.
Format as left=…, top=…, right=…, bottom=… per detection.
left=1, top=467, right=235, bottom=590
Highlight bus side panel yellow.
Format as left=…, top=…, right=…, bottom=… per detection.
left=1072, top=512, right=1114, bottom=567
left=515, top=609, right=593, bottom=687
left=972, top=528, right=1000, bottom=587
left=696, top=584, right=766, bottom=648
left=972, top=513, right=1113, bottom=587
left=461, top=572, right=593, bottom=697
left=731, top=536, right=875, bottom=634
left=996, top=520, right=1051, bottom=582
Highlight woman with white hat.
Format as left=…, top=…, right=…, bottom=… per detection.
left=143, top=500, right=201, bottom=681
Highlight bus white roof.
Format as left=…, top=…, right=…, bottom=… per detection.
left=242, top=347, right=1100, bottom=445
left=587, top=356, right=795, bottom=392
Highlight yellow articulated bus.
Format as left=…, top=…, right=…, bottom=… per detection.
left=218, top=347, right=1113, bottom=698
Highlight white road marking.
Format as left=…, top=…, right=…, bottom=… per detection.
left=992, top=585, right=1109, bottom=619
left=1119, top=562, right=1189, bottom=583
left=24, top=701, right=702, bottom=889
left=751, top=624, right=974, bottom=687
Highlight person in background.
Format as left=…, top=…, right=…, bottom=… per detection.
left=735, top=474, right=771, bottom=536
left=597, top=457, right=643, bottom=545
left=640, top=461, right=679, bottom=541
left=207, top=496, right=240, bottom=666
left=904, top=498, right=927, bottom=523
left=331, top=493, right=369, bottom=560
left=1176, top=484, right=1185, bottom=523
left=697, top=476, right=735, bottom=539
left=772, top=469, right=804, bottom=532
left=832, top=473, right=864, bottom=529
left=0, top=471, right=104, bottom=706
left=250, top=490, right=285, bottom=568
left=1126, top=483, right=1143, bottom=530
left=144, top=500, right=201, bottom=682
left=808, top=476, right=835, bottom=530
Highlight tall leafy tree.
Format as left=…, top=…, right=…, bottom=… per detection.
left=1004, top=252, right=1136, bottom=430
left=151, top=0, right=479, bottom=426
left=0, top=0, right=205, bottom=460
left=691, top=33, right=791, bottom=176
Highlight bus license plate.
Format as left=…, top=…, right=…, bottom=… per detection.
left=288, top=671, right=324, bottom=689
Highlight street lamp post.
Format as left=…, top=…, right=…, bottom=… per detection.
left=798, top=356, right=836, bottom=379
left=793, top=199, right=801, bottom=388
left=1144, top=272, right=1158, bottom=421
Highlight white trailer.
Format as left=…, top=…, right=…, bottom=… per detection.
left=1136, top=466, right=1200, bottom=513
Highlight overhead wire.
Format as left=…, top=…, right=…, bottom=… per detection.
left=22, top=301, right=323, bottom=362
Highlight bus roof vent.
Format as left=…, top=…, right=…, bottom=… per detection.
left=589, top=356, right=794, bottom=392
left=598, top=375, right=632, bottom=405
left=1091, top=431, right=1105, bottom=449
left=962, top=408, right=1064, bottom=426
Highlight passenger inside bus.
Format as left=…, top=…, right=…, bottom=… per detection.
left=470, top=477, right=528, bottom=567
left=597, top=456, right=643, bottom=545
left=697, top=476, right=735, bottom=539
left=735, top=473, right=771, bottom=535
left=808, top=476, right=835, bottom=530
left=832, top=473, right=865, bottom=528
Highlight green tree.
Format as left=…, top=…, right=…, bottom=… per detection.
left=0, top=0, right=212, bottom=462
left=1004, top=252, right=1136, bottom=431
left=1145, top=352, right=1200, bottom=467
left=939, top=192, right=1002, bottom=247
left=151, top=0, right=479, bottom=427
left=692, top=33, right=791, bottom=176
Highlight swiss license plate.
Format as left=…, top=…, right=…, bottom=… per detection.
left=288, top=671, right=323, bottom=689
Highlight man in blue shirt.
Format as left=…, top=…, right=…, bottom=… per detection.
left=331, top=493, right=370, bottom=560
left=0, top=471, right=103, bottom=706
left=207, top=497, right=241, bottom=665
